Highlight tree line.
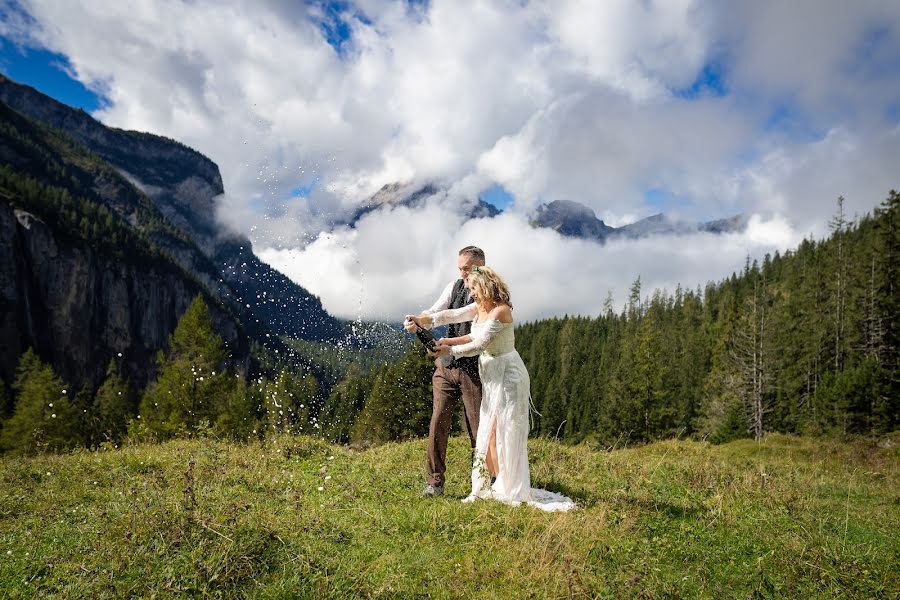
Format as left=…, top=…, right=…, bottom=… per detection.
left=325, top=193, right=899, bottom=446
left=2, top=193, right=897, bottom=453
left=0, top=296, right=321, bottom=453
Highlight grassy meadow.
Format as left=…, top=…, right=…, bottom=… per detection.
left=0, top=433, right=897, bottom=598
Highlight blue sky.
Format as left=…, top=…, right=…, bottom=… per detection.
left=0, top=38, right=106, bottom=111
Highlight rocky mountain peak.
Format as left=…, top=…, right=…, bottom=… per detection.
left=532, top=199, right=615, bottom=240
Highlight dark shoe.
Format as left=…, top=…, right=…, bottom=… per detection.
left=423, top=484, right=444, bottom=498
left=490, top=477, right=497, bottom=485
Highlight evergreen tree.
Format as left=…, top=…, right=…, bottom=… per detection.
left=260, top=369, right=320, bottom=435
left=0, top=349, right=80, bottom=454
left=873, top=190, right=900, bottom=431
left=138, top=295, right=238, bottom=439
left=320, top=366, right=373, bottom=443
left=92, top=359, right=134, bottom=444
left=214, top=377, right=255, bottom=440
left=350, top=350, right=433, bottom=444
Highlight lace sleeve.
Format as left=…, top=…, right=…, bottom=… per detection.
left=451, top=319, right=504, bottom=357
left=429, top=303, right=477, bottom=328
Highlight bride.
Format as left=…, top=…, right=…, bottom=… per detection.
left=414, top=266, right=575, bottom=512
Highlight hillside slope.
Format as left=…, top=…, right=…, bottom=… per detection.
left=0, top=434, right=896, bottom=597
left=0, top=74, right=343, bottom=343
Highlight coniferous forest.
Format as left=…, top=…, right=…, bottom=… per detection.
left=322, top=193, right=900, bottom=447
left=1, top=193, right=898, bottom=454
left=516, top=194, right=899, bottom=444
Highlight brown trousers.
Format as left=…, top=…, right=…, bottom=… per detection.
left=427, top=360, right=482, bottom=487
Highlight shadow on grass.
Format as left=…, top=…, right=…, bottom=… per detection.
left=618, top=496, right=703, bottom=520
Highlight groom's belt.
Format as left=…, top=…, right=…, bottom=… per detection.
left=444, top=355, right=478, bottom=371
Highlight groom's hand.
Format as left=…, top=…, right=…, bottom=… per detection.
left=403, top=314, right=419, bottom=332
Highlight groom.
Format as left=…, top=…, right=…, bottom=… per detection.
left=405, top=246, right=485, bottom=497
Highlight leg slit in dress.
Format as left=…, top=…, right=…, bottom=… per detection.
left=485, top=414, right=499, bottom=479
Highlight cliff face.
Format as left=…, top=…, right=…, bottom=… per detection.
left=0, top=201, right=244, bottom=391
left=0, top=74, right=342, bottom=342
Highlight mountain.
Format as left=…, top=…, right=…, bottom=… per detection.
left=0, top=74, right=342, bottom=343
left=349, top=182, right=500, bottom=226
left=0, top=75, right=347, bottom=391
left=531, top=199, right=747, bottom=242
left=532, top=199, right=617, bottom=240
left=347, top=183, right=743, bottom=244
left=0, top=97, right=247, bottom=390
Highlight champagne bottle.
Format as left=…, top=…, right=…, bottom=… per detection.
left=415, top=326, right=437, bottom=351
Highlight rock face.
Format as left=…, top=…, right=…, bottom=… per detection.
left=350, top=182, right=501, bottom=225
left=0, top=74, right=342, bottom=343
left=0, top=75, right=345, bottom=392
left=531, top=199, right=747, bottom=243
left=0, top=201, right=243, bottom=391
left=532, top=200, right=617, bottom=241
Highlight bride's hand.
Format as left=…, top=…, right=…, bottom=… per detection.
left=428, top=344, right=450, bottom=357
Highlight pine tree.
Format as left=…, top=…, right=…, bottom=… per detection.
left=138, top=295, right=238, bottom=439
left=320, top=366, right=373, bottom=443
left=350, top=350, right=433, bottom=444
left=0, top=349, right=80, bottom=454
left=872, top=190, right=900, bottom=431
left=260, top=369, right=320, bottom=435
left=214, top=377, right=255, bottom=440
left=828, top=197, right=850, bottom=373
left=729, top=270, right=775, bottom=440
left=92, top=359, right=134, bottom=444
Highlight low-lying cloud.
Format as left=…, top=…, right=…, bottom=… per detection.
left=258, top=204, right=800, bottom=322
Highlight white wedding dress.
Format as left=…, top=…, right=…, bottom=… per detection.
left=431, top=306, right=576, bottom=512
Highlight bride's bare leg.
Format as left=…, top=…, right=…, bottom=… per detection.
left=485, top=418, right=498, bottom=478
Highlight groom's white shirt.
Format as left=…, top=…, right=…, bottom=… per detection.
left=422, top=279, right=473, bottom=329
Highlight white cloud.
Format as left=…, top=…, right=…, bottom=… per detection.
left=8, top=0, right=900, bottom=321
left=258, top=203, right=801, bottom=322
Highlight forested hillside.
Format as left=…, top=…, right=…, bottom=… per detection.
left=327, top=194, right=899, bottom=446
left=520, top=195, right=899, bottom=443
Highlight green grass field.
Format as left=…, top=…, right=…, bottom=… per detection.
left=1, top=433, right=897, bottom=598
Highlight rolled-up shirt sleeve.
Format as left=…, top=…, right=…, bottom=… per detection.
left=420, top=280, right=457, bottom=329
left=451, top=319, right=504, bottom=358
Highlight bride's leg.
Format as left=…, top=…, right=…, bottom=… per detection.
left=485, top=416, right=498, bottom=478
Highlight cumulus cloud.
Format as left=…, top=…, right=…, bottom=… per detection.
left=258, top=201, right=801, bottom=322
left=6, top=0, right=900, bottom=320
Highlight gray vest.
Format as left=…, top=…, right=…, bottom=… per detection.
left=444, top=279, right=479, bottom=373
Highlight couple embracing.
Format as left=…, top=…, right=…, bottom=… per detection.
left=404, top=246, right=575, bottom=512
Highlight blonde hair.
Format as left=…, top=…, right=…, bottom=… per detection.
left=468, top=266, right=512, bottom=308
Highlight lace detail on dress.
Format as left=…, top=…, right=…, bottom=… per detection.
left=451, top=320, right=515, bottom=358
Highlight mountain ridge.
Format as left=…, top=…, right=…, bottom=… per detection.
left=0, top=74, right=343, bottom=342
left=532, top=199, right=748, bottom=242
left=347, top=181, right=747, bottom=243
